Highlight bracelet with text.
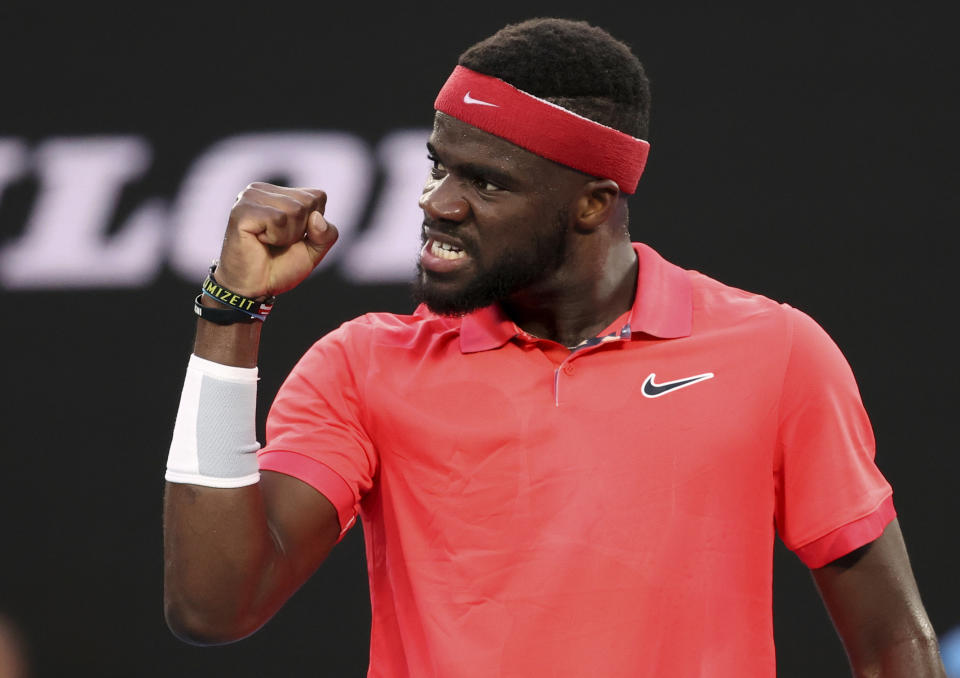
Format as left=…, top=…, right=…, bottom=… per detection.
left=200, top=261, right=276, bottom=321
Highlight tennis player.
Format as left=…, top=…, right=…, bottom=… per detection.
left=164, top=18, right=945, bottom=677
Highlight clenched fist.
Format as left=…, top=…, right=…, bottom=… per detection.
left=214, top=182, right=339, bottom=299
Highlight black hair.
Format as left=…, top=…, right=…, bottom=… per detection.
left=458, top=18, right=651, bottom=139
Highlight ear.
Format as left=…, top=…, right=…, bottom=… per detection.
left=573, top=179, right=621, bottom=232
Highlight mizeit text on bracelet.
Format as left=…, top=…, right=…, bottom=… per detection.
left=203, top=278, right=261, bottom=312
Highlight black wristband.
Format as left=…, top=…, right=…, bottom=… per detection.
left=193, top=295, right=256, bottom=325
left=200, top=262, right=276, bottom=321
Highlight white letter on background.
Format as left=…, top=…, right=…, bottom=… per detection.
left=0, top=136, right=163, bottom=288
left=169, top=133, right=373, bottom=279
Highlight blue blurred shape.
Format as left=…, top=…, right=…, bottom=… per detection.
left=943, top=626, right=960, bottom=677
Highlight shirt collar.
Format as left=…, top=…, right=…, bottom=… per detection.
left=458, top=242, right=693, bottom=354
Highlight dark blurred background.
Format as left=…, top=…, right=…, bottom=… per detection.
left=1, top=1, right=957, bottom=676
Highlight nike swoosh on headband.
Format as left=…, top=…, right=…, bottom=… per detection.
left=463, top=91, right=499, bottom=107
left=641, top=372, right=714, bottom=398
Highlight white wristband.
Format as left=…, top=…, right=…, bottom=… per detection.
left=165, top=354, right=261, bottom=488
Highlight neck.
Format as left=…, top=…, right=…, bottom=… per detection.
left=502, top=237, right=637, bottom=347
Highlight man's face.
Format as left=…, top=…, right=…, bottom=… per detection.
left=413, top=113, right=580, bottom=315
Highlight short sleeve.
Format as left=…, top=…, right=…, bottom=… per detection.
left=258, top=320, right=377, bottom=538
left=774, top=307, right=895, bottom=568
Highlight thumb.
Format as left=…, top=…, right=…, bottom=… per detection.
left=304, top=210, right=339, bottom=265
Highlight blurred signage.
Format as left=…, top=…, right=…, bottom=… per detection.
left=0, top=130, right=431, bottom=288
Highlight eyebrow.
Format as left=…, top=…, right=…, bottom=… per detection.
left=427, top=142, right=520, bottom=189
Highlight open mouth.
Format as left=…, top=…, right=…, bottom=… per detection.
left=428, top=239, right=467, bottom=260
left=419, top=232, right=472, bottom=274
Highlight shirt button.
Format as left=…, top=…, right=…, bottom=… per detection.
left=563, top=363, right=575, bottom=375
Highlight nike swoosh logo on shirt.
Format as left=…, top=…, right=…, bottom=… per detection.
left=641, top=372, right=714, bottom=398
left=463, top=91, right=499, bottom=107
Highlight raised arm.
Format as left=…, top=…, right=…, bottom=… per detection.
left=812, top=518, right=946, bottom=676
left=163, top=183, right=341, bottom=645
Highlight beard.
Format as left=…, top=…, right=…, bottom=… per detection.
left=411, top=210, right=569, bottom=316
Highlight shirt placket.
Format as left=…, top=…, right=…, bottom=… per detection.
left=517, top=323, right=633, bottom=407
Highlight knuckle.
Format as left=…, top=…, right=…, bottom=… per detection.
left=301, top=188, right=327, bottom=210
left=269, top=206, right=288, bottom=227
left=291, top=188, right=326, bottom=212
left=285, top=199, right=309, bottom=221
left=237, top=187, right=264, bottom=205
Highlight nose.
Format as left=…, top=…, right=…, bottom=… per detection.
left=419, top=176, right=469, bottom=223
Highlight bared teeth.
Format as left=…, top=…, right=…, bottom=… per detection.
left=431, top=240, right=466, bottom=260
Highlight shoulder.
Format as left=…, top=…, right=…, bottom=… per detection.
left=687, top=268, right=794, bottom=332
left=284, top=307, right=461, bottom=389
left=305, top=305, right=462, bottom=356
left=685, top=268, right=844, bottom=371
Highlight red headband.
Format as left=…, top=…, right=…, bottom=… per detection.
left=434, top=65, right=650, bottom=194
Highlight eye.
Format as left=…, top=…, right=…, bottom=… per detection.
left=427, top=154, right=446, bottom=179
left=473, top=177, right=502, bottom=193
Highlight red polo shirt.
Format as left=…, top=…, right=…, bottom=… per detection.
left=259, top=243, right=894, bottom=678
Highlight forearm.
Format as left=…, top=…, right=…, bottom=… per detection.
left=164, top=314, right=278, bottom=643
left=163, top=183, right=340, bottom=644
left=193, top=295, right=263, bottom=367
